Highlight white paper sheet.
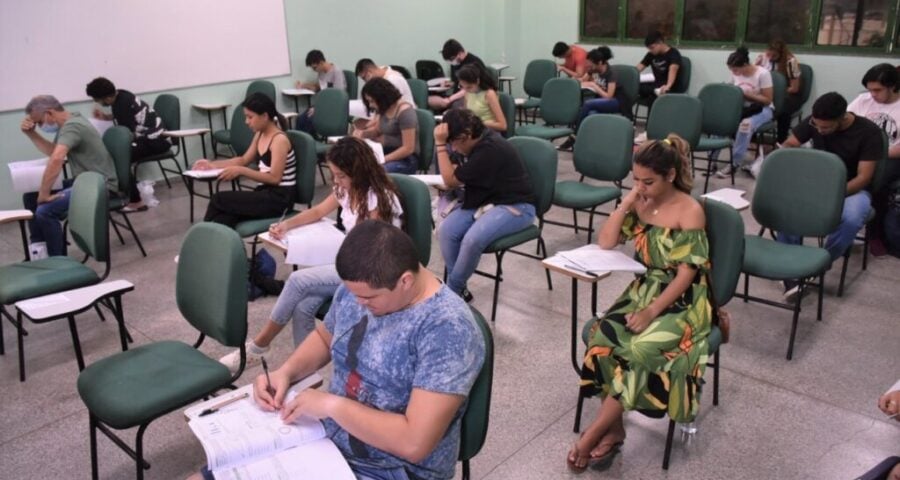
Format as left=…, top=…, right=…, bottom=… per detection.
left=409, top=174, right=446, bottom=187
left=348, top=99, right=372, bottom=119
left=427, top=77, right=450, bottom=87
left=702, top=188, right=749, bottom=211
left=212, top=438, right=355, bottom=480
left=640, top=72, right=655, bottom=83
left=8, top=158, right=63, bottom=193
left=556, top=245, right=646, bottom=274
left=284, top=219, right=346, bottom=266
left=88, top=117, right=114, bottom=135
left=365, top=139, right=385, bottom=165
left=182, top=168, right=224, bottom=179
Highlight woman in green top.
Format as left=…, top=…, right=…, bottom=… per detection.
left=457, top=64, right=507, bottom=134
left=567, top=135, right=712, bottom=472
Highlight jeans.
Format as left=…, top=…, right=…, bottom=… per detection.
left=270, top=264, right=342, bottom=346
left=352, top=462, right=412, bottom=480
left=296, top=109, right=316, bottom=136
left=776, top=190, right=872, bottom=262
left=576, top=98, right=621, bottom=132
left=439, top=202, right=536, bottom=294
left=731, top=107, right=773, bottom=166
left=22, top=179, right=74, bottom=256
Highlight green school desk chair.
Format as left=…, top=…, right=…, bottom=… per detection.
left=516, top=78, right=581, bottom=143
left=459, top=306, right=494, bottom=480
left=312, top=88, right=350, bottom=184
left=498, top=92, right=516, bottom=138
left=415, top=109, right=435, bottom=173
left=78, top=222, right=249, bottom=480
left=609, top=64, right=639, bottom=121
left=518, top=59, right=558, bottom=124
left=415, top=59, right=445, bottom=81
left=752, top=70, right=787, bottom=153
left=213, top=80, right=275, bottom=157
left=407, top=78, right=429, bottom=110
left=343, top=69, right=358, bottom=100
left=791, top=64, right=815, bottom=125
left=134, top=94, right=183, bottom=188
left=646, top=94, right=703, bottom=151
left=693, top=83, right=744, bottom=192
left=634, top=57, right=692, bottom=124
left=103, top=127, right=147, bottom=257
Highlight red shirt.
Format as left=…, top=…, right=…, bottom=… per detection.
left=564, top=45, right=588, bottom=74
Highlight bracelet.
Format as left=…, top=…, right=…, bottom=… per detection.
left=435, top=144, right=447, bottom=147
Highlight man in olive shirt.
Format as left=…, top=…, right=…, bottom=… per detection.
left=20, top=95, right=117, bottom=257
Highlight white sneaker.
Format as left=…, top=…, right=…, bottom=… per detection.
left=634, top=132, right=648, bottom=144
left=748, top=156, right=764, bottom=178
left=219, top=342, right=268, bottom=373
left=715, top=165, right=735, bottom=178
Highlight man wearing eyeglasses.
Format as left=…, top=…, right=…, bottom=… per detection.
left=777, top=91, right=882, bottom=298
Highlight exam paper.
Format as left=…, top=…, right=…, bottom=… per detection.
left=8, top=158, right=63, bottom=193
left=284, top=219, right=345, bottom=266
left=557, top=244, right=646, bottom=274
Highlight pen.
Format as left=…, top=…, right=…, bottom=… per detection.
left=564, top=263, right=599, bottom=278
left=198, top=392, right=249, bottom=417
left=262, top=356, right=274, bottom=396
left=276, top=207, right=289, bottom=226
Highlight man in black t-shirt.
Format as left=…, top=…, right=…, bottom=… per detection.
left=777, top=92, right=881, bottom=296
left=428, top=39, right=485, bottom=112
left=87, top=77, right=171, bottom=210
left=636, top=31, right=682, bottom=103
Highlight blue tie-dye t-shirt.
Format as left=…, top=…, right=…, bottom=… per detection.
left=323, top=283, right=485, bottom=480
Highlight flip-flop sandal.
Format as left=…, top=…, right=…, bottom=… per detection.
left=588, top=441, right=623, bottom=471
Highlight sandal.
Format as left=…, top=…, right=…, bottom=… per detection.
left=588, top=440, right=623, bottom=471
left=566, top=443, right=592, bottom=474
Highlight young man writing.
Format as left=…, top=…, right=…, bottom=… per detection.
left=295, top=49, right=347, bottom=136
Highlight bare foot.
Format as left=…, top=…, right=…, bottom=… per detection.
left=589, top=426, right=626, bottom=459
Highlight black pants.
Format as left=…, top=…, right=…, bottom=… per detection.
left=638, top=83, right=661, bottom=116
left=130, top=137, right=173, bottom=202
left=204, top=185, right=296, bottom=228
left=776, top=94, right=803, bottom=143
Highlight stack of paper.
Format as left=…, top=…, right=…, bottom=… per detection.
left=8, top=158, right=62, bottom=193
left=279, top=219, right=346, bottom=266
left=556, top=245, right=646, bottom=275
left=183, top=168, right=224, bottom=179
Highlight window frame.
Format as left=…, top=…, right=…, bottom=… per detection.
left=578, top=0, right=900, bottom=55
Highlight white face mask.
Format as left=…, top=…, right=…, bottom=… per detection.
left=449, top=59, right=461, bottom=66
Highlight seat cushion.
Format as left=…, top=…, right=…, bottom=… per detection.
left=315, top=142, right=332, bottom=156
left=515, top=125, right=573, bottom=141
left=553, top=182, right=621, bottom=209
left=708, top=325, right=722, bottom=353
left=137, top=150, right=176, bottom=164
left=0, top=258, right=100, bottom=304
left=77, top=340, right=233, bottom=429
left=696, top=137, right=733, bottom=151
left=484, top=225, right=540, bottom=253
left=213, top=129, right=231, bottom=144
left=519, top=98, right=540, bottom=109
left=742, top=235, right=832, bottom=280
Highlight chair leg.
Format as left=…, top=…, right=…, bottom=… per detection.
left=862, top=226, right=870, bottom=271
left=837, top=249, right=850, bottom=297
left=67, top=314, right=86, bottom=371
left=89, top=415, right=100, bottom=480
left=573, top=390, right=585, bottom=433
left=662, top=419, right=676, bottom=470
left=713, top=349, right=720, bottom=406
left=786, top=278, right=803, bottom=360
left=587, top=208, right=597, bottom=244
left=540, top=236, right=552, bottom=291
left=109, top=214, right=126, bottom=246
left=112, top=295, right=131, bottom=351
left=135, top=423, right=150, bottom=480
left=572, top=209, right=579, bottom=234
left=728, top=148, right=735, bottom=186
left=462, top=459, right=471, bottom=480
left=119, top=212, right=147, bottom=257
left=0, top=306, right=4, bottom=356
left=816, top=273, right=825, bottom=321
left=17, top=311, right=26, bottom=382
left=490, top=252, right=505, bottom=322
left=703, top=153, right=712, bottom=193
left=156, top=160, right=172, bottom=189
left=742, top=273, right=750, bottom=303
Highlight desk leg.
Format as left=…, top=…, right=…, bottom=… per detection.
left=206, top=111, right=216, bottom=153
left=67, top=314, right=86, bottom=371
left=200, top=134, right=208, bottom=159
left=180, top=138, right=190, bottom=170
left=293, top=97, right=300, bottom=113
left=570, top=278, right=580, bottom=374
left=591, top=283, right=598, bottom=317
left=186, top=178, right=196, bottom=223
left=18, top=219, right=30, bottom=261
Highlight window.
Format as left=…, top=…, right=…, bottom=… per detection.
left=582, top=0, right=619, bottom=38
left=683, top=0, right=739, bottom=41
left=627, top=0, right=676, bottom=39
left=816, top=0, right=890, bottom=47
left=746, top=0, right=811, bottom=44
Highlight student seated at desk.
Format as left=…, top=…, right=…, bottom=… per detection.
left=457, top=63, right=507, bottom=134
left=559, top=46, right=630, bottom=150
left=354, top=78, right=420, bottom=175
left=777, top=92, right=881, bottom=298
left=295, top=49, right=347, bottom=137
left=19, top=95, right=118, bottom=257
left=428, top=39, right=485, bottom=112
left=86, top=77, right=170, bottom=211
left=755, top=39, right=804, bottom=143
left=636, top=31, right=682, bottom=106
left=196, top=220, right=485, bottom=480
left=195, top=93, right=297, bottom=228
left=219, top=137, right=402, bottom=371
left=355, top=58, right=415, bottom=106
left=552, top=41, right=588, bottom=79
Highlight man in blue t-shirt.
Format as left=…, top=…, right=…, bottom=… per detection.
left=253, top=220, right=485, bottom=480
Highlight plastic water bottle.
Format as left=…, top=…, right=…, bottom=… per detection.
left=680, top=422, right=698, bottom=446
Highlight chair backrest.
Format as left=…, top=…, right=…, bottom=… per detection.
left=407, top=78, right=429, bottom=109
left=390, top=65, right=412, bottom=79
left=68, top=172, right=110, bottom=264
left=574, top=115, right=633, bottom=182
left=286, top=130, right=318, bottom=206
left=312, top=88, right=350, bottom=138
left=646, top=94, right=703, bottom=148
left=415, top=59, right=445, bottom=81
left=103, top=126, right=134, bottom=196
left=388, top=174, right=432, bottom=266
left=176, top=222, right=248, bottom=347
left=414, top=109, right=436, bottom=172
left=509, top=137, right=558, bottom=217
left=229, top=105, right=254, bottom=156
left=753, top=148, right=846, bottom=237
left=610, top=64, right=640, bottom=106
left=698, top=83, right=744, bottom=137
left=672, top=56, right=692, bottom=93
left=539, top=77, right=581, bottom=126
left=798, top=63, right=814, bottom=107
left=153, top=94, right=181, bottom=131
left=498, top=92, right=516, bottom=138
left=702, top=198, right=745, bottom=307
left=343, top=69, right=358, bottom=100
left=523, top=59, right=558, bottom=98
left=770, top=71, right=787, bottom=114
left=486, top=66, right=500, bottom=87
left=458, top=306, right=494, bottom=465
left=246, top=80, right=276, bottom=102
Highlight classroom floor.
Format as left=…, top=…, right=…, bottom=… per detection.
left=1, top=147, right=898, bottom=480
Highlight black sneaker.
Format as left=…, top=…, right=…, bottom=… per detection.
left=782, top=280, right=800, bottom=301
left=460, top=288, right=474, bottom=304
left=557, top=136, right=576, bottom=151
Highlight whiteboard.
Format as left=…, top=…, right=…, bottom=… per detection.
left=0, top=0, right=291, bottom=112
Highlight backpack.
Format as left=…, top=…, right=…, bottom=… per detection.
left=248, top=249, right=283, bottom=301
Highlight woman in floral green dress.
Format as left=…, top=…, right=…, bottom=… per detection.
left=567, top=135, right=712, bottom=472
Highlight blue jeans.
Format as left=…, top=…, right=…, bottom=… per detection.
left=576, top=98, right=620, bottom=132
left=439, top=202, right=536, bottom=294
left=22, top=179, right=74, bottom=257
left=270, top=265, right=341, bottom=346
left=383, top=146, right=419, bottom=174
left=732, top=107, right=773, bottom=166
left=296, top=108, right=316, bottom=136
left=776, top=190, right=872, bottom=262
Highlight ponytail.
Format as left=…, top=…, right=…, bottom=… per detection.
left=243, top=92, right=287, bottom=130
left=727, top=46, right=750, bottom=68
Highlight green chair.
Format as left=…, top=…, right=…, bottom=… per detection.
left=475, top=137, right=557, bottom=322
left=693, top=83, right=744, bottom=192
left=485, top=66, right=500, bottom=88
left=415, top=59, right=445, bottom=81
left=573, top=197, right=744, bottom=469
left=407, top=78, right=429, bottom=109
left=389, top=174, right=433, bottom=266
left=550, top=115, right=633, bottom=243
left=103, top=127, right=147, bottom=257
left=77, top=222, right=248, bottom=480
left=0, top=172, right=110, bottom=382
left=414, top=109, right=436, bottom=173
left=498, top=92, right=516, bottom=138
left=518, top=59, right=558, bottom=123
left=133, top=94, right=182, bottom=188
left=312, top=88, right=350, bottom=184
left=737, top=149, right=846, bottom=360
left=791, top=64, right=815, bottom=125
left=247, top=79, right=276, bottom=102
left=635, top=57, right=693, bottom=124
left=390, top=65, right=413, bottom=79
left=213, top=81, right=275, bottom=157
left=609, top=65, right=639, bottom=121
left=516, top=78, right=580, bottom=143
left=752, top=71, right=787, bottom=152
left=458, top=306, right=494, bottom=480
left=344, top=69, right=358, bottom=100
left=646, top=94, right=703, bottom=150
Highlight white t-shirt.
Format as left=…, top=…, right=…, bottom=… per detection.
left=382, top=67, right=416, bottom=107
left=731, top=66, right=773, bottom=108
left=848, top=92, right=900, bottom=149
left=335, top=187, right=403, bottom=230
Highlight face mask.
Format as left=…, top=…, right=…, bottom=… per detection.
left=40, top=122, right=59, bottom=134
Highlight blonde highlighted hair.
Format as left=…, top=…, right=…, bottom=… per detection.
left=633, top=134, right=693, bottom=193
